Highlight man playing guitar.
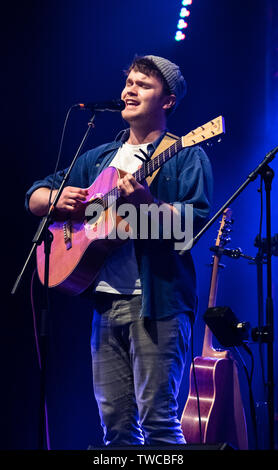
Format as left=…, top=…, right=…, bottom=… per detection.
left=26, top=55, right=213, bottom=446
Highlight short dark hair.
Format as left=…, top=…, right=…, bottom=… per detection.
left=124, top=56, right=171, bottom=97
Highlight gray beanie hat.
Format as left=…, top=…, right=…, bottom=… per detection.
left=144, top=55, right=187, bottom=111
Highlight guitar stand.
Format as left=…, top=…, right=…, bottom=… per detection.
left=11, top=112, right=97, bottom=449
left=179, top=145, right=278, bottom=450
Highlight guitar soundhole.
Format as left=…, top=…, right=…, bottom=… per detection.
left=84, top=198, right=104, bottom=226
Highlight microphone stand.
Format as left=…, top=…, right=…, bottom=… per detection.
left=261, top=164, right=275, bottom=450
left=179, top=144, right=278, bottom=450
left=11, top=112, right=96, bottom=449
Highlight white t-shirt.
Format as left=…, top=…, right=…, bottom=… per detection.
left=94, top=141, right=150, bottom=295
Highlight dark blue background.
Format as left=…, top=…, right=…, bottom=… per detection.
left=2, top=0, right=277, bottom=450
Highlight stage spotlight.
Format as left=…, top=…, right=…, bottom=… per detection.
left=174, top=1, right=193, bottom=41
left=180, top=7, right=190, bottom=18
left=177, top=19, right=188, bottom=30
left=175, top=31, right=186, bottom=42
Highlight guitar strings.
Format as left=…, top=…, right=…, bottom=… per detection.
left=100, top=139, right=183, bottom=210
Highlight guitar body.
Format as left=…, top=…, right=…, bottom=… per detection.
left=36, top=166, right=129, bottom=295
left=181, top=355, right=248, bottom=449
left=180, top=208, right=248, bottom=449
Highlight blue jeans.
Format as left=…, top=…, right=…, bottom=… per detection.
left=91, top=293, right=191, bottom=446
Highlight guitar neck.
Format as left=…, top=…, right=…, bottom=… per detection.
left=102, top=137, right=183, bottom=208
left=201, top=207, right=232, bottom=359
left=133, top=138, right=183, bottom=183
left=208, top=255, right=220, bottom=308
left=202, top=255, right=221, bottom=357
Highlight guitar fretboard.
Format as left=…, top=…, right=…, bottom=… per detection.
left=101, top=137, right=183, bottom=209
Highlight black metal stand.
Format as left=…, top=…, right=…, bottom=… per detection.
left=179, top=145, right=278, bottom=450
left=261, top=165, right=275, bottom=450
left=38, top=225, right=53, bottom=450
left=11, top=113, right=96, bottom=449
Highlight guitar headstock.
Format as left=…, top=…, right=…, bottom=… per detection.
left=182, top=116, right=225, bottom=148
left=216, top=208, right=233, bottom=248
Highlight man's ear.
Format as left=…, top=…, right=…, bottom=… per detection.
left=162, top=94, right=176, bottom=111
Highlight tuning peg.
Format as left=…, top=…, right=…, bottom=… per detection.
left=222, top=228, right=232, bottom=236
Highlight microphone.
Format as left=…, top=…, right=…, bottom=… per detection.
left=75, top=99, right=125, bottom=112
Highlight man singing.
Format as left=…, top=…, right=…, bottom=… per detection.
left=26, top=55, right=213, bottom=446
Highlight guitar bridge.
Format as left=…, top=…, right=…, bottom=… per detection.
left=63, top=220, right=72, bottom=250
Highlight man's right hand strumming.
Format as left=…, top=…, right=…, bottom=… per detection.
left=29, top=186, right=89, bottom=217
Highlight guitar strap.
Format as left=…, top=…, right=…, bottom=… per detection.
left=145, top=131, right=179, bottom=187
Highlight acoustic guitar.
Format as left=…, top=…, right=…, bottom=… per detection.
left=36, top=116, right=224, bottom=295
left=180, top=208, right=248, bottom=449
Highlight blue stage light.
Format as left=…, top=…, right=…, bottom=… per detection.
left=174, top=1, right=193, bottom=41
left=175, top=31, right=186, bottom=42
left=177, top=19, right=188, bottom=30
left=180, top=7, right=190, bottom=18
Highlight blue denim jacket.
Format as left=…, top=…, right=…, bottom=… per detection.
left=25, top=129, right=213, bottom=319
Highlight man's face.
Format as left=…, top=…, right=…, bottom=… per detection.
left=121, top=69, right=172, bottom=125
